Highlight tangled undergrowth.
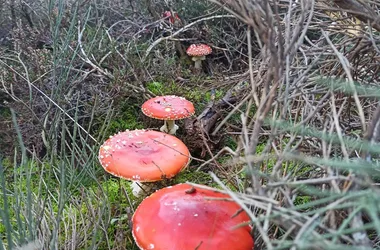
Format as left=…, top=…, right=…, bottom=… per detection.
left=1, top=0, right=380, bottom=249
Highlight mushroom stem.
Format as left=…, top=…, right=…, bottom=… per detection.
left=131, top=181, right=144, bottom=197
left=160, top=120, right=179, bottom=134
left=193, top=59, right=202, bottom=69
left=131, top=181, right=156, bottom=198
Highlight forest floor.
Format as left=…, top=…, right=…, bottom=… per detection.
left=1, top=0, right=380, bottom=249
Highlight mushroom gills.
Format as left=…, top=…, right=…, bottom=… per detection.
left=191, top=55, right=206, bottom=61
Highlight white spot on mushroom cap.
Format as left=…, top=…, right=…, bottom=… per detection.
left=164, top=201, right=177, bottom=206
left=132, top=175, right=141, bottom=180
left=148, top=243, right=155, bottom=249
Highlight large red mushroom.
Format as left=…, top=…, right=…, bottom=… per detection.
left=141, top=95, right=195, bottom=135
left=186, top=44, right=212, bottom=69
left=98, top=130, right=191, bottom=196
left=132, top=183, right=254, bottom=250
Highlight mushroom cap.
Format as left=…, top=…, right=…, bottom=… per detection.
left=186, top=44, right=212, bottom=57
left=162, top=11, right=181, bottom=24
left=141, top=95, right=195, bottom=121
left=98, top=130, right=190, bottom=182
left=162, top=10, right=172, bottom=17
left=132, top=183, right=254, bottom=250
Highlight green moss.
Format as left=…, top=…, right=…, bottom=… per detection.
left=0, top=106, right=11, bottom=119
left=173, top=169, right=217, bottom=187
left=0, top=160, right=47, bottom=240
left=59, top=177, right=140, bottom=249
left=107, top=100, right=144, bottom=134
left=1, top=158, right=12, bottom=170
left=94, top=178, right=151, bottom=249
left=146, top=81, right=182, bottom=96
left=223, top=136, right=238, bottom=151
left=99, top=177, right=144, bottom=206
left=0, top=157, right=142, bottom=248
left=146, top=81, right=165, bottom=95
left=101, top=178, right=123, bottom=202
left=294, top=195, right=312, bottom=206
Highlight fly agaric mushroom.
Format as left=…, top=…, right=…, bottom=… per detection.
left=186, top=44, right=212, bottom=69
left=162, top=11, right=181, bottom=24
left=132, top=183, right=254, bottom=250
left=98, top=130, right=191, bottom=197
left=141, top=95, right=195, bottom=135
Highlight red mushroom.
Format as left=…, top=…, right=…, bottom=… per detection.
left=98, top=130, right=190, bottom=196
left=162, top=11, right=181, bottom=24
left=141, top=95, right=195, bottom=135
left=132, top=183, right=254, bottom=250
left=186, top=44, right=212, bottom=69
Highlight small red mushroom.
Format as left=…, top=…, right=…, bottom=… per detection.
left=141, top=95, right=195, bottom=135
left=132, top=183, right=254, bottom=250
left=162, top=11, right=181, bottom=24
left=98, top=130, right=191, bottom=196
left=186, top=44, right=212, bottom=69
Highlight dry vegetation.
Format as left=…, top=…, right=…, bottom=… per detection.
left=1, top=0, right=380, bottom=249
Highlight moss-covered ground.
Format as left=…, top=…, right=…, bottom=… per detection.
left=0, top=74, right=259, bottom=248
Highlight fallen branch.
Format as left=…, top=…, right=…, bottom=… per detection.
left=143, top=14, right=235, bottom=60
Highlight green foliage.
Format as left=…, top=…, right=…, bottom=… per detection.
left=177, top=0, right=215, bottom=19
left=224, top=136, right=238, bottom=151
left=0, top=158, right=39, bottom=248
left=173, top=169, right=217, bottom=187
left=0, top=106, right=10, bottom=118
left=146, top=81, right=165, bottom=95
left=294, top=195, right=312, bottom=206
left=107, top=100, right=144, bottom=135
left=146, top=81, right=184, bottom=96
